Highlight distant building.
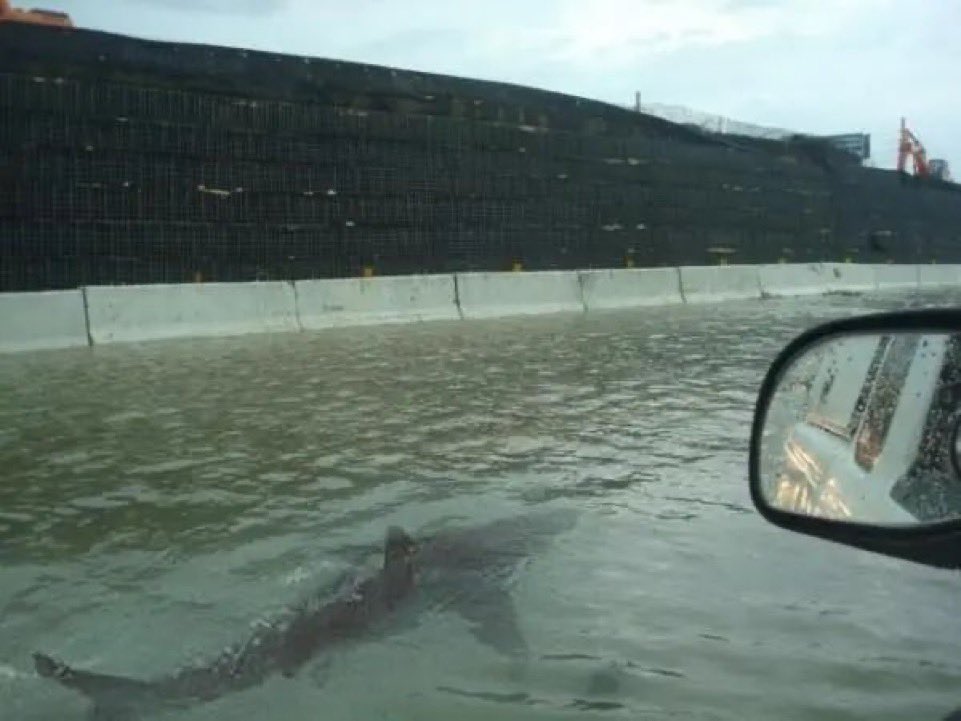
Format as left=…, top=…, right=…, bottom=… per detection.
left=821, top=133, right=871, bottom=162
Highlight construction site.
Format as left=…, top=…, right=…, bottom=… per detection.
left=2, top=2, right=960, bottom=292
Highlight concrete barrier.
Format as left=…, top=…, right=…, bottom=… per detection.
left=874, top=264, right=919, bottom=290
left=578, top=268, right=683, bottom=310
left=919, top=264, right=961, bottom=288
left=0, top=290, right=89, bottom=353
left=822, top=262, right=877, bottom=293
left=757, top=264, right=825, bottom=297
left=456, top=271, right=585, bottom=318
left=85, top=282, right=299, bottom=344
left=5, top=263, right=961, bottom=355
left=679, top=265, right=761, bottom=303
left=295, top=275, right=459, bottom=329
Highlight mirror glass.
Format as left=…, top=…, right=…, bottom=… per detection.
left=758, top=331, right=961, bottom=526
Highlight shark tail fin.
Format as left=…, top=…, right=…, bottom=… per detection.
left=34, top=652, right=147, bottom=721
left=33, top=652, right=62, bottom=678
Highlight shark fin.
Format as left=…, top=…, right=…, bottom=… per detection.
left=452, top=589, right=528, bottom=658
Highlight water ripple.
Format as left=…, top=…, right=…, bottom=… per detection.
left=1, top=291, right=958, bottom=720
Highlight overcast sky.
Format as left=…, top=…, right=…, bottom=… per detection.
left=54, top=0, right=960, bottom=170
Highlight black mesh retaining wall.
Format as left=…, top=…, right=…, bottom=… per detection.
left=2, top=24, right=960, bottom=291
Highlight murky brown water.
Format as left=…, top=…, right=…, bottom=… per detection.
left=3, top=290, right=961, bottom=720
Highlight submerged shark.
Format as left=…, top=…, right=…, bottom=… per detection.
left=33, top=509, right=576, bottom=720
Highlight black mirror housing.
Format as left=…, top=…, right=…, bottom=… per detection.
left=749, top=308, right=961, bottom=569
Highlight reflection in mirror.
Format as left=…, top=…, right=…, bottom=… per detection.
left=759, top=332, right=961, bottom=526
left=953, top=416, right=961, bottom=481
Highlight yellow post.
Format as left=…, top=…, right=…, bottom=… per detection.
left=193, top=271, right=203, bottom=283
left=362, top=266, right=375, bottom=277
left=512, top=260, right=523, bottom=272
left=625, top=256, right=635, bottom=268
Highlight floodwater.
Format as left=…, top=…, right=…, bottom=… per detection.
left=2, top=290, right=961, bottom=721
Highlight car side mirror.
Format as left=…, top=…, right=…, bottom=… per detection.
left=749, top=309, right=961, bottom=569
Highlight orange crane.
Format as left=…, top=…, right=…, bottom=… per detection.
left=0, top=0, right=73, bottom=27
left=897, top=117, right=930, bottom=178
left=898, top=118, right=952, bottom=181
